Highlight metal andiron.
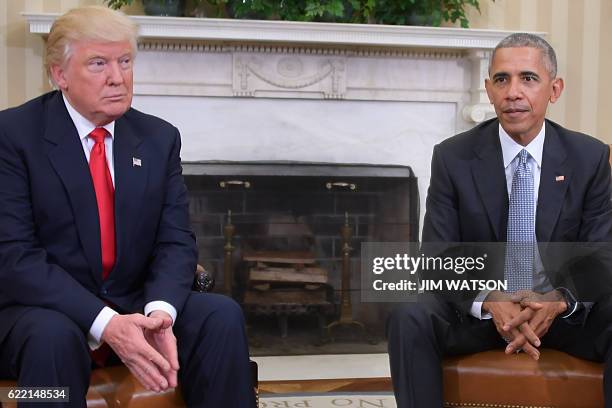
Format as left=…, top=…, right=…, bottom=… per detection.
left=326, top=212, right=373, bottom=343
left=223, top=209, right=235, bottom=296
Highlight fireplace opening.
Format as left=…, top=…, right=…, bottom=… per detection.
left=185, top=161, right=418, bottom=355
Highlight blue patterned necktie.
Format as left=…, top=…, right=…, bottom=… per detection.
left=504, top=149, right=535, bottom=292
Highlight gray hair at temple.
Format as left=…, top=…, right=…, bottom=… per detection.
left=489, top=33, right=558, bottom=79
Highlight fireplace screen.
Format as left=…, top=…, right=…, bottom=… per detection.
left=184, top=161, right=418, bottom=355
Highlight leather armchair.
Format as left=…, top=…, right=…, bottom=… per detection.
left=443, top=349, right=603, bottom=407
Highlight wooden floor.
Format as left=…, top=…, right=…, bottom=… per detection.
left=259, top=377, right=393, bottom=394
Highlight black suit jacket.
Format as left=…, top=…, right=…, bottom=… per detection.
left=0, top=91, right=197, bottom=345
left=422, top=118, right=612, bottom=313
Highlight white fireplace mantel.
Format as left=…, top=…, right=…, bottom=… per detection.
left=25, top=14, right=545, bottom=230
left=24, top=14, right=542, bottom=124
left=25, top=13, right=523, bottom=50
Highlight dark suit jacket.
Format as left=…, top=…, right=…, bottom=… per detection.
left=0, top=91, right=197, bottom=345
left=422, top=118, right=612, bottom=313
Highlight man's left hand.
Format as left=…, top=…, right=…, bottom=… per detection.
left=503, top=290, right=567, bottom=339
left=144, top=310, right=180, bottom=388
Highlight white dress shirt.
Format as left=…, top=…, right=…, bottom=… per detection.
left=62, top=94, right=177, bottom=350
left=470, top=123, right=554, bottom=319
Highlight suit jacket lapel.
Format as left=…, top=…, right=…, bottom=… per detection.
left=471, top=121, right=508, bottom=241
left=536, top=121, right=570, bottom=243
left=112, top=115, right=146, bottom=272
left=43, top=92, right=103, bottom=284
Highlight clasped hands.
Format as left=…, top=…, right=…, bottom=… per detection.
left=482, top=289, right=567, bottom=360
left=100, top=311, right=179, bottom=392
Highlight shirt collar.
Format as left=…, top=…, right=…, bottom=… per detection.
left=62, top=93, right=115, bottom=142
left=499, top=122, right=545, bottom=169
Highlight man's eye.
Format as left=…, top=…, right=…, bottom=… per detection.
left=88, top=59, right=106, bottom=72
left=523, top=75, right=537, bottom=82
left=494, top=77, right=507, bottom=84
left=119, top=58, right=132, bottom=69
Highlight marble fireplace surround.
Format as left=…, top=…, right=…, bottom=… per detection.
left=26, top=14, right=540, bottom=228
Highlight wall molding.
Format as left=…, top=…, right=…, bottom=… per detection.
left=136, top=40, right=465, bottom=59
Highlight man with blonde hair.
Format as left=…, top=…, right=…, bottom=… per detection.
left=0, top=6, right=254, bottom=407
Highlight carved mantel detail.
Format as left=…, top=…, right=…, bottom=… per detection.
left=462, top=49, right=496, bottom=123
left=233, top=54, right=346, bottom=99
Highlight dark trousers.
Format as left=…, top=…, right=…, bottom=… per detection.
left=386, top=296, right=612, bottom=408
left=0, top=293, right=255, bottom=408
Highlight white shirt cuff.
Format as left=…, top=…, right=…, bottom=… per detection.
left=88, top=306, right=118, bottom=350
left=144, top=301, right=177, bottom=326
left=470, top=290, right=493, bottom=320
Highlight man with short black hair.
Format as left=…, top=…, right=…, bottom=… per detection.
left=387, top=33, right=612, bottom=407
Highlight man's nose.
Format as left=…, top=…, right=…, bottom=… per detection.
left=106, top=62, right=124, bottom=85
left=506, top=77, right=522, bottom=100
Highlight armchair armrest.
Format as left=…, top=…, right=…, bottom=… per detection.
left=193, top=264, right=215, bottom=293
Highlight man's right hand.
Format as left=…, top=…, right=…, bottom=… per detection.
left=101, top=314, right=172, bottom=392
left=482, top=291, right=543, bottom=360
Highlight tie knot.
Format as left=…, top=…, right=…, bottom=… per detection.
left=89, top=127, right=109, bottom=144
left=518, top=149, right=530, bottom=165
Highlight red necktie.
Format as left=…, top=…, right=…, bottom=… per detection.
left=89, top=128, right=116, bottom=280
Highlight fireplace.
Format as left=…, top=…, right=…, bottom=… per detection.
left=184, top=161, right=417, bottom=351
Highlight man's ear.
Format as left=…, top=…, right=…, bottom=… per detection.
left=550, top=77, right=564, bottom=103
left=49, top=64, right=68, bottom=91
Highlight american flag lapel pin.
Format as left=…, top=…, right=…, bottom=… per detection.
left=555, top=175, right=565, bottom=182
left=132, top=157, right=142, bottom=167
